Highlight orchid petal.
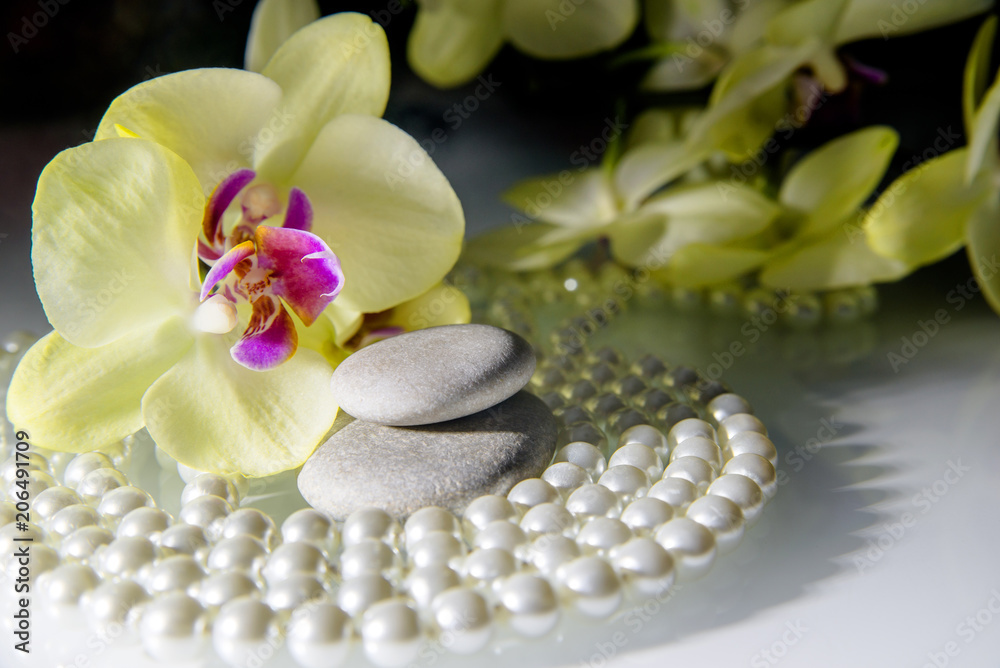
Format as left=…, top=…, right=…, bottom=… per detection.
left=835, top=0, right=993, bottom=45
left=203, top=169, right=255, bottom=246
left=963, top=17, right=997, bottom=135
left=780, top=126, right=898, bottom=239
left=200, top=241, right=255, bottom=302
left=325, top=302, right=366, bottom=348
left=464, top=222, right=593, bottom=271
left=662, top=244, right=770, bottom=287
left=966, top=62, right=1000, bottom=182
left=614, top=140, right=708, bottom=211
left=31, top=138, right=203, bottom=348
left=866, top=148, right=990, bottom=267
left=408, top=0, right=505, bottom=88
left=503, top=0, right=640, bottom=59
left=291, top=114, right=464, bottom=313
left=503, top=169, right=619, bottom=228
left=245, top=0, right=321, bottom=72
left=254, top=225, right=344, bottom=325
left=283, top=187, right=313, bottom=231
left=6, top=320, right=192, bottom=452
left=384, top=281, right=473, bottom=332
left=96, top=69, right=282, bottom=195
left=256, top=13, right=391, bottom=180
left=966, top=196, right=1000, bottom=315
left=231, top=296, right=298, bottom=371
left=761, top=229, right=908, bottom=291
left=142, top=336, right=338, bottom=477
left=766, top=0, right=847, bottom=46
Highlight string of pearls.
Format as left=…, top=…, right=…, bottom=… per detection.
left=1, top=291, right=779, bottom=667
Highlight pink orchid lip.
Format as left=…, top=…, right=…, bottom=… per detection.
left=198, top=223, right=344, bottom=371
left=202, top=169, right=256, bottom=250
left=231, top=295, right=298, bottom=371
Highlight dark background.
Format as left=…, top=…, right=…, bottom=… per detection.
left=1, top=0, right=997, bottom=336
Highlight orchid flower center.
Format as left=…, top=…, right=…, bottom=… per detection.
left=193, top=169, right=344, bottom=371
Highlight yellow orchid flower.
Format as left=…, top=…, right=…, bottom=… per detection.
left=465, top=108, right=779, bottom=274
left=408, top=0, right=641, bottom=88
left=864, top=18, right=1000, bottom=313
left=6, top=13, right=465, bottom=477
left=683, top=0, right=993, bottom=159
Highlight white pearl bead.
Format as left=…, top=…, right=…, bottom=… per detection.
left=617, top=424, right=669, bottom=460
left=77, top=467, right=128, bottom=501
left=338, top=573, right=394, bottom=618
left=6, top=543, right=59, bottom=586
left=207, top=536, right=267, bottom=574
left=576, top=517, right=632, bottom=554
left=598, top=465, right=651, bottom=503
left=726, top=432, right=779, bottom=467
left=7, top=469, right=57, bottom=500
left=670, top=436, right=723, bottom=471
left=212, top=597, right=277, bottom=668
left=118, top=507, right=171, bottom=539
left=222, top=508, right=276, bottom=547
left=0, top=522, right=45, bottom=557
left=472, top=520, right=527, bottom=553
left=62, top=452, right=115, bottom=488
left=462, top=495, right=517, bottom=535
left=558, top=556, right=622, bottom=618
left=404, top=507, right=459, bottom=548
left=565, top=484, right=621, bottom=519
left=139, top=592, right=209, bottom=662
left=40, top=563, right=100, bottom=607
left=667, top=418, right=716, bottom=449
left=0, top=501, right=12, bottom=526
left=723, top=453, right=778, bottom=499
left=0, top=453, right=46, bottom=484
left=197, top=571, right=259, bottom=608
left=527, top=534, right=580, bottom=576
left=99, top=536, right=157, bottom=579
left=647, top=478, right=699, bottom=512
left=620, top=497, right=674, bottom=534
left=608, top=443, right=663, bottom=479
left=610, top=537, right=676, bottom=597
left=343, top=507, right=401, bottom=547
left=405, top=564, right=461, bottom=610
left=81, top=579, right=148, bottom=641
left=287, top=602, right=352, bottom=668
left=61, top=526, right=114, bottom=560
left=100, top=439, right=132, bottom=470
left=282, top=508, right=337, bottom=551
left=662, top=456, right=716, bottom=492
left=718, top=413, right=768, bottom=447
left=708, top=474, right=765, bottom=525
left=654, top=518, right=717, bottom=581
left=463, top=547, right=516, bottom=586
left=97, top=486, right=153, bottom=522
left=180, top=473, right=239, bottom=507
left=48, top=503, right=100, bottom=537
left=408, top=530, right=465, bottom=569
left=29, top=486, right=83, bottom=520
left=431, top=587, right=492, bottom=654
left=361, top=599, right=423, bottom=668
left=520, top=503, right=576, bottom=538
left=707, top=393, right=753, bottom=422
left=541, top=462, right=592, bottom=495
left=553, top=441, right=607, bottom=478
left=266, top=573, right=328, bottom=611
left=145, top=554, right=206, bottom=594
left=341, top=538, right=398, bottom=579
left=507, top=478, right=560, bottom=511
left=685, top=495, right=745, bottom=553
left=159, top=524, right=209, bottom=556
left=179, top=495, right=232, bottom=539
left=498, top=573, right=559, bottom=637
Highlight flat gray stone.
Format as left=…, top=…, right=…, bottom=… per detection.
left=329, top=324, right=536, bottom=426
left=298, top=391, right=557, bottom=518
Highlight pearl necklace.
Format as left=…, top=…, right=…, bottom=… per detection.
left=0, top=272, right=780, bottom=668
